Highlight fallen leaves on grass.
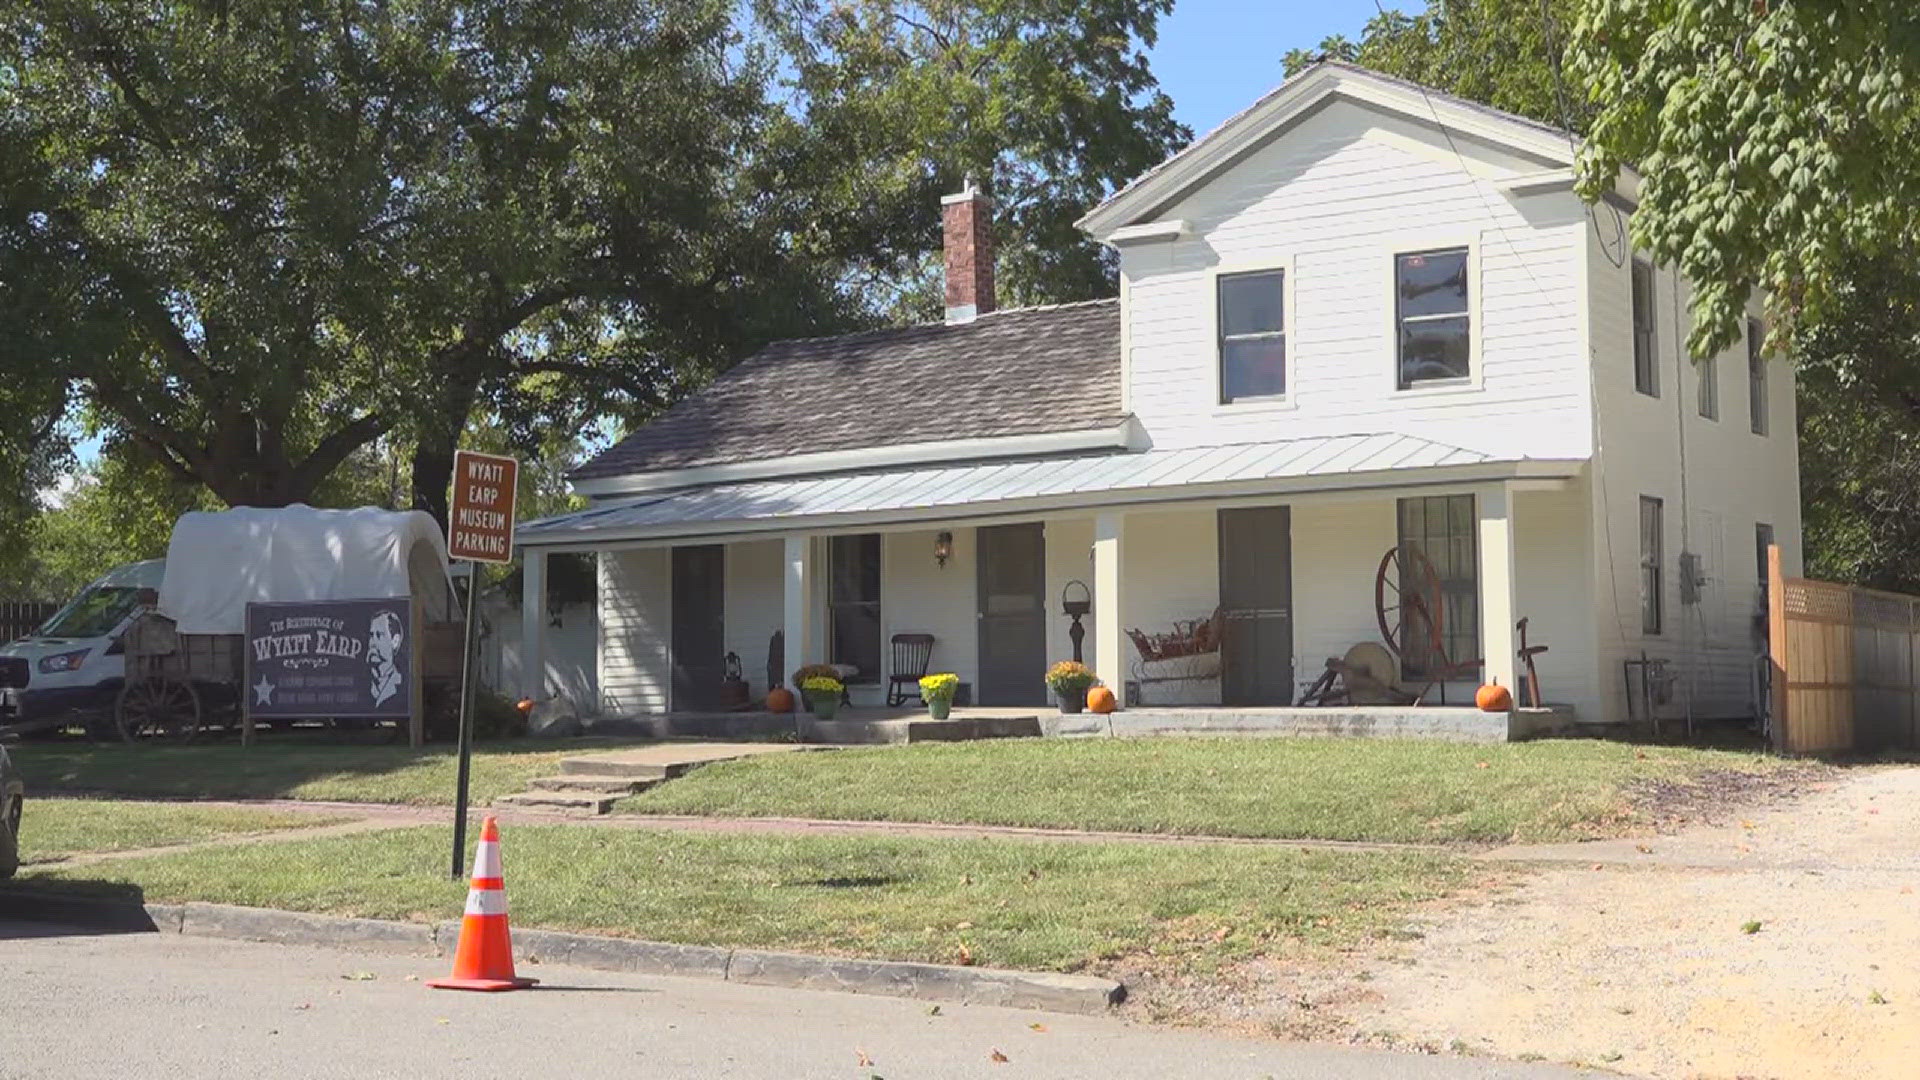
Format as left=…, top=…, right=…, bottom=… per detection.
left=1028, top=1023, right=1047, bottom=1033
left=342, top=971, right=375, bottom=981
left=1740, top=920, right=1763, bottom=935
left=1869, top=990, right=1889, bottom=1005
left=989, top=1049, right=1009, bottom=1063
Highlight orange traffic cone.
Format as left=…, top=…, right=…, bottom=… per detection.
left=429, top=817, right=538, bottom=992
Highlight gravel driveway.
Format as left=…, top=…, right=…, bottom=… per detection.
left=1143, top=763, right=1920, bottom=1078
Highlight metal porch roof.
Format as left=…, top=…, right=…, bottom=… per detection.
left=521, top=433, right=1577, bottom=547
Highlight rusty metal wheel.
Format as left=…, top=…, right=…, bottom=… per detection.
left=1374, top=545, right=1448, bottom=663
left=115, top=676, right=203, bottom=742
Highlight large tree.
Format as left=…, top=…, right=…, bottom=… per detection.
left=2, top=0, right=857, bottom=524
left=1570, top=0, right=1920, bottom=356
left=1792, top=254, right=1920, bottom=592
left=1284, top=0, right=1587, bottom=134
left=754, top=0, right=1189, bottom=316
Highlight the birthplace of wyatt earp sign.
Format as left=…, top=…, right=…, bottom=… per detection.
left=245, top=599, right=413, bottom=719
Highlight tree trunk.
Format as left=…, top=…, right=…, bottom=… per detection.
left=410, top=378, right=481, bottom=530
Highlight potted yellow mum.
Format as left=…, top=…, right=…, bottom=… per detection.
left=919, top=672, right=960, bottom=720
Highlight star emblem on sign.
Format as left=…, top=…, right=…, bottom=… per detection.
left=252, top=674, right=275, bottom=706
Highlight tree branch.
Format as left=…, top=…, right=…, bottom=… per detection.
left=287, top=412, right=392, bottom=497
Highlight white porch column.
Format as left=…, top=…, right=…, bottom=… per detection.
left=1477, top=483, right=1518, bottom=702
left=783, top=535, right=815, bottom=681
left=520, top=547, right=547, bottom=701
left=1093, top=512, right=1127, bottom=708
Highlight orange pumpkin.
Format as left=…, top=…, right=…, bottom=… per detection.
left=1475, top=680, right=1513, bottom=713
left=766, top=687, right=796, bottom=714
left=1087, top=686, right=1117, bottom=714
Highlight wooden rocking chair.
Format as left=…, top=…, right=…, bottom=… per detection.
left=886, top=633, right=936, bottom=707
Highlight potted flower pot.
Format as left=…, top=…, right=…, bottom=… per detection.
left=926, top=696, right=953, bottom=720
left=807, top=694, right=839, bottom=721
left=1056, top=690, right=1085, bottom=714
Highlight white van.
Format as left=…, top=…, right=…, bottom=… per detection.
left=0, top=559, right=166, bottom=728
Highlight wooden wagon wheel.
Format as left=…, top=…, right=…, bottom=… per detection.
left=1374, top=546, right=1448, bottom=663
left=115, top=676, right=203, bottom=742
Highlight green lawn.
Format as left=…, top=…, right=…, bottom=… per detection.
left=14, top=824, right=1474, bottom=972
left=19, top=798, right=342, bottom=865
left=622, top=737, right=1798, bottom=844
left=9, top=737, right=645, bottom=806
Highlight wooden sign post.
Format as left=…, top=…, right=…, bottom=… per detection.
left=447, top=449, right=519, bottom=878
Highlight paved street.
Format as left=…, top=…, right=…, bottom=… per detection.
left=1, top=921, right=1594, bottom=1079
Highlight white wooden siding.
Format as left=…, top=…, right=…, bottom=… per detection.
left=1586, top=227, right=1803, bottom=724
left=880, top=528, right=978, bottom=703
left=724, top=540, right=784, bottom=697
left=1290, top=499, right=1395, bottom=696
left=1512, top=481, right=1600, bottom=716
left=598, top=548, right=670, bottom=716
left=1044, top=517, right=1097, bottom=671
left=1120, top=99, right=1591, bottom=461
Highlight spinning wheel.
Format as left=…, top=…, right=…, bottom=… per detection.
left=1374, top=546, right=1481, bottom=701
left=1375, top=546, right=1448, bottom=663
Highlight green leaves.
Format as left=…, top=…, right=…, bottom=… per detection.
left=1570, top=0, right=1920, bottom=357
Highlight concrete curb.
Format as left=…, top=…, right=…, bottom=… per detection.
left=0, top=889, right=1122, bottom=1014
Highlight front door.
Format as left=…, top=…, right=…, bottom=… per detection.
left=1218, top=506, right=1294, bottom=705
left=976, top=523, right=1048, bottom=706
left=670, top=545, right=726, bottom=711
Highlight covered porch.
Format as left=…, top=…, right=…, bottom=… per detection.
left=514, top=435, right=1593, bottom=729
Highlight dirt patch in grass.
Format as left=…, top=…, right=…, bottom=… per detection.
left=1619, top=759, right=1835, bottom=832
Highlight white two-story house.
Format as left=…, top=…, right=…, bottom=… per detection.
left=514, top=62, right=1802, bottom=732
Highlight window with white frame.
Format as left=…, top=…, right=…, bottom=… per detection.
left=1748, top=318, right=1768, bottom=435
left=1217, top=269, right=1287, bottom=402
left=1632, top=259, right=1658, bottom=396
left=1395, top=248, right=1471, bottom=388
left=1697, top=351, right=1718, bottom=420
left=1640, top=496, right=1664, bottom=635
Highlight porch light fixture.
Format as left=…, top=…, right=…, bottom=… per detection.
left=934, top=530, right=954, bottom=568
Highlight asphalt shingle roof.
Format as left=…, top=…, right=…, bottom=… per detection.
left=572, top=298, right=1124, bottom=480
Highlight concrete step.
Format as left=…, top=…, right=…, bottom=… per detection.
left=558, top=757, right=674, bottom=780
left=802, top=716, right=1044, bottom=745
left=527, top=775, right=658, bottom=795
left=492, top=791, right=618, bottom=814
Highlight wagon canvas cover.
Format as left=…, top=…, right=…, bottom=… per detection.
left=159, top=505, right=456, bottom=635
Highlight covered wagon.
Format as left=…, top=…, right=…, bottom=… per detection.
left=116, top=506, right=464, bottom=745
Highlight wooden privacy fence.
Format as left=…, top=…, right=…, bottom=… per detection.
left=1768, top=546, right=1920, bottom=753
left=0, top=600, right=56, bottom=644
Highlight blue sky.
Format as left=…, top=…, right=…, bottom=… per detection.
left=1149, top=0, right=1380, bottom=134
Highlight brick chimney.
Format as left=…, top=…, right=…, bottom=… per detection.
left=941, top=181, right=994, bottom=324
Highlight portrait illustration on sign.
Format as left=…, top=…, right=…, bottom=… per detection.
left=368, top=609, right=405, bottom=707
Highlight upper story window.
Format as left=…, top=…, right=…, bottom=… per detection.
left=1748, top=317, right=1768, bottom=435
left=1631, top=259, right=1658, bottom=397
left=1697, top=352, right=1719, bottom=420
left=1217, top=269, right=1286, bottom=402
left=1395, top=248, right=1470, bottom=389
